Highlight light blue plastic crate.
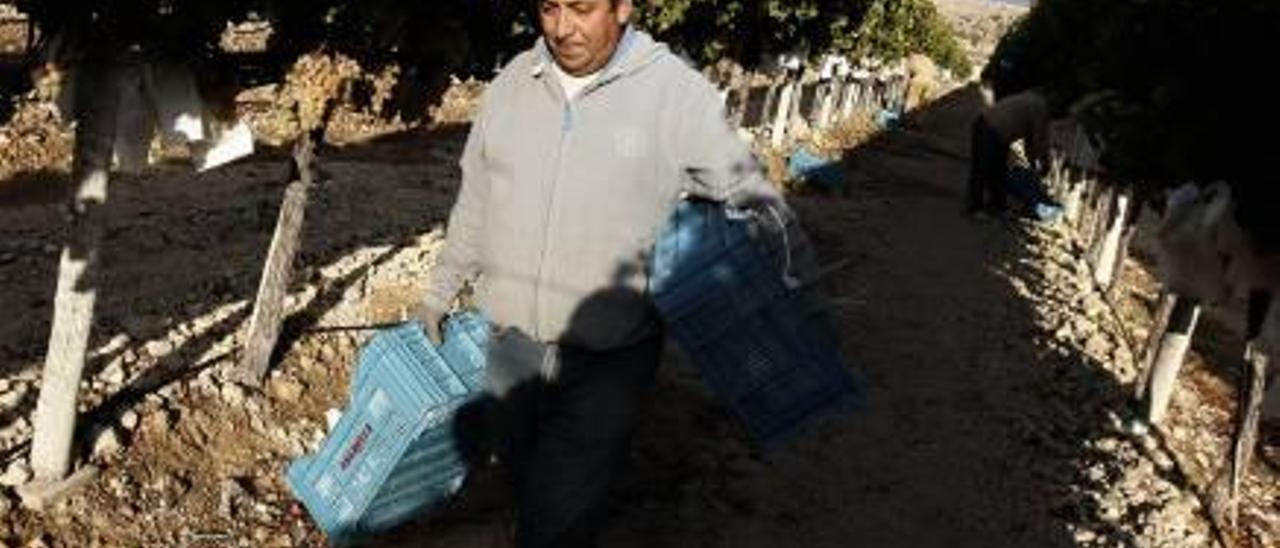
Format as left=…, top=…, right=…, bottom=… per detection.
left=787, top=147, right=844, bottom=190
left=651, top=200, right=858, bottom=443
left=286, top=312, right=490, bottom=542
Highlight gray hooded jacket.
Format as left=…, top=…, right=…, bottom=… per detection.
left=423, top=28, right=793, bottom=351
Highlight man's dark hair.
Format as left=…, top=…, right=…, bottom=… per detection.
left=533, top=0, right=627, bottom=11
left=528, top=0, right=630, bottom=31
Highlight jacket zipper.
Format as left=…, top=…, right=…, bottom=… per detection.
left=532, top=92, right=575, bottom=339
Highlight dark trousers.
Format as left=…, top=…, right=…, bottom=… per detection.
left=968, top=117, right=1011, bottom=212
left=490, top=335, right=662, bottom=548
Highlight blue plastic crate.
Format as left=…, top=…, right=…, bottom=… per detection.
left=286, top=312, right=490, bottom=542
left=1007, top=166, right=1064, bottom=222
left=651, top=200, right=858, bottom=443
left=787, top=147, right=844, bottom=190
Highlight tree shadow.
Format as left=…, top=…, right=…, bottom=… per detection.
left=0, top=169, right=69, bottom=208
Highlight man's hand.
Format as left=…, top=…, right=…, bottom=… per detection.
left=411, top=303, right=446, bottom=346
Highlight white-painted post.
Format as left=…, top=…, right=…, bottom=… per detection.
left=29, top=63, right=123, bottom=483
left=817, top=80, right=837, bottom=129
left=1094, top=192, right=1131, bottom=287
left=840, top=77, right=857, bottom=120
left=1146, top=298, right=1201, bottom=424
left=771, top=75, right=796, bottom=149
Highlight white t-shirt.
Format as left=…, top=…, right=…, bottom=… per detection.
left=552, top=62, right=601, bottom=100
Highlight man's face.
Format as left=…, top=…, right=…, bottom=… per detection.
left=539, top=0, right=631, bottom=76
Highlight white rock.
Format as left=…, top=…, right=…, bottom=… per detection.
left=0, top=459, right=32, bottom=487
left=1, top=418, right=26, bottom=443
left=268, top=378, right=304, bottom=403
left=1053, top=325, right=1073, bottom=341
left=120, top=410, right=140, bottom=431
left=91, top=425, right=123, bottom=460
left=92, top=334, right=132, bottom=359
left=1101, top=504, right=1122, bottom=522
left=145, top=339, right=174, bottom=359
left=325, top=409, right=342, bottom=432
left=219, top=478, right=247, bottom=517
left=220, top=383, right=246, bottom=406
left=100, top=361, right=127, bottom=386
left=0, top=383, right=27, bottom=408
left=1086, top=464, right=1107, bottom=483
left=191, top=372, right=215, bottom=393
left=1085, top=333, right=1113, bottom=358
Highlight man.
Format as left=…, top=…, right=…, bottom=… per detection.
left=412, top=1, right=801, bottom=545
left=967, top=87, right=1054, bottom=218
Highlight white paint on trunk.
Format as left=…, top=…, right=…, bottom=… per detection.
left=1094, top=193, right=1131, bottom=286
left=1146, top=304, right=1201, bottom=424
left=30, top=75, right=118, bottom=481
left=771, top=80, right=795, bottom=149
left=817, top=83, right=836, bottom=129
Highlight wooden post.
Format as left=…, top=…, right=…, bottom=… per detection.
left=27, top=62, right=122, bottom=484
left=790, top=75, right=805, bottom=120
left=1106, top=212, right=1139, bottom=302
left=1145, top=297, right=1201, bottom=424
left=1071, top=177, right=1092, bottom=234
left=1085, top=184, right=1114, bottom=264
left=1094, top=189, right=1131, bottom=287
left=771, top=75, right=796, bottom=149
left=235, top=133, right=317, bottom=386
left=839, top=76, right=857, bottom=120
left=1066, top=178, right=1085, bottom=225
left=1228, top=291, right=1273, bottom=524
left=890, top=75, right=906, bottom=113
left=858, top=77, right=872, bottom=112
left=728, top=78, right=750, bottom=129
left=1134, top=290, right=1177, bottom=401
left=1223, top=340, right=1268, bottom=527
left=818, top=79, right=839, bottom=129
left=760, top=81, right=780, bottom=131
left=741, top=84, right=766, bottom=130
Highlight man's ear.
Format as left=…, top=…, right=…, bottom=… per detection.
left=616, top=0, right=633, bottom=24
